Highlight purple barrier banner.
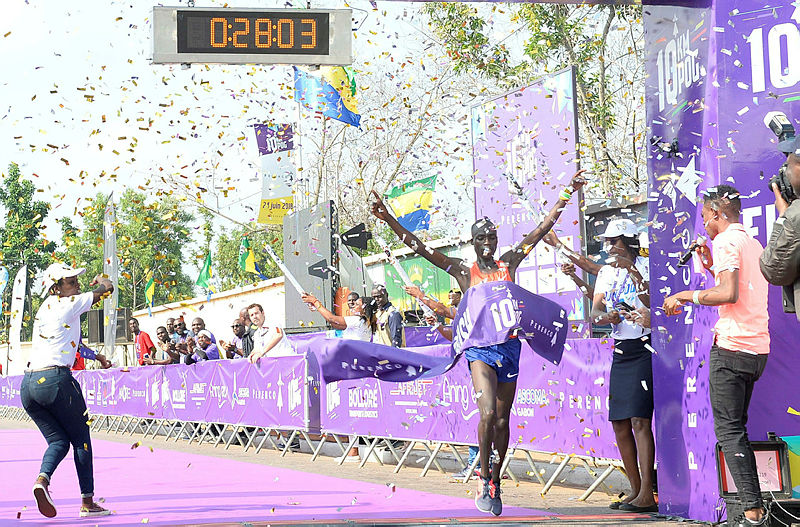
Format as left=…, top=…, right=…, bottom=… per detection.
left=320, top=338, right=618, bottom=459
left=645, top=1, right=800, bottom=521
left=41, top=355, right=320, bottom=431
left=472, top=67, right=587, bottom=338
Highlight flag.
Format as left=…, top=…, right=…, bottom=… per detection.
left=294, top=66, right=361, bottom=127
left=239, top=237, right=257, bottom=274
left=384, top=175, right=437, bottom=232
left=239, top=237, right=271, bottom=280
left=144, top=271, right=155, bottom=316
left=196, top=253, right=216, bottom=293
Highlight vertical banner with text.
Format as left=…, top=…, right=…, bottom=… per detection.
left=471, top=68, right=587, bottom=337
left=254, top=124, right=295, bottom=225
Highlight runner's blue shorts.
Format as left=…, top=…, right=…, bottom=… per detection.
left=465, top=338, right=522, bottom=383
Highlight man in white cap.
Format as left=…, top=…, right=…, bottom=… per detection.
left=23, top=263, right=114, bottom=518
left=590, top=218, right=656, bottom=513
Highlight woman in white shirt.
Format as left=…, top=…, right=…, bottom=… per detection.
left=590, top=219, right=656, bottom=513
left=299, top=291, right=376, bottom=341
left=23, top=263, right=114, bottom=519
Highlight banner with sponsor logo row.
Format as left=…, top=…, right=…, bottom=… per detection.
left=1, top=336, right=617, bottom=459
left=320, top=337, right=617, bottom=459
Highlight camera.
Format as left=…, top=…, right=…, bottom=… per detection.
left=764, top=111, right=797, bottom=203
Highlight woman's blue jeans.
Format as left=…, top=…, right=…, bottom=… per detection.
left=21, top=367, right=94, bottom=497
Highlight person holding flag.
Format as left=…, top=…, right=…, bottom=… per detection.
left=371, top=169, right=586, bottom=516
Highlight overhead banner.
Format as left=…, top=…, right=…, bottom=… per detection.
left=254, top=124, right=295, bottom=225
left=645, top=1, right=800, bottom=521
left=471, top=67, right=587, bottom=338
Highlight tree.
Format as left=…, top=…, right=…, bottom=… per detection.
left=59, top=190, right=196, bottom=311
left=0, top=163, right=58, bottom=339
left=424, top=3, right=646, bottom=197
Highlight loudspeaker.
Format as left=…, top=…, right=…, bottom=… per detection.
left=86, top=308, right=132, bottom=344
left=282, top=201, right=338, bottom=333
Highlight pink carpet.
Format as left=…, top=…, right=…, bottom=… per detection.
left=1, top=428, right=548, bottom=525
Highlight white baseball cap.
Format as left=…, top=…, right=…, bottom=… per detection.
left=600, top=219, right=639, bottom=238
left=44, top=262, right=85, bottom=287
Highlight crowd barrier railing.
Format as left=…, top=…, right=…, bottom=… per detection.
left=0, top=337, right=625, bottom=498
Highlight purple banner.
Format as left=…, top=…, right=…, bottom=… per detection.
left=320, top=338, right=618, bottom=459
left=472, top=68, right=587, bottom=338
left=254, top=123, right=294, bottom=156
left=54, top=355, right=316, bottom=431
left=452, top=281, right=567, bottom=365
left=645, top=1, right=800, bottom=521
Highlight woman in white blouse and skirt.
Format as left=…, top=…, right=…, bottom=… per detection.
left=23, top=263, right=113, bottom=519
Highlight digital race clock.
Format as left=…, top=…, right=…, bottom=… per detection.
left=152, top=7, right=352, bottom=65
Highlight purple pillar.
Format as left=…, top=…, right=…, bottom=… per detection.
left=644, top=0, right=800, bottom=521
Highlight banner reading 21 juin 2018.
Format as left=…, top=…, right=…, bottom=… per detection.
left=254, top=123, right=295, bottom=225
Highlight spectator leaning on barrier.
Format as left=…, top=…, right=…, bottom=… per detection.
left=371, top=284, right=405, bottom=347
left=663, top=185, right=770, bottom=527
left=129, top=318, right=156, bottom=366
left=759, top=147, right=800, bottom=321
left=151, top=326, right=179, bottom=365
left=238, top=307, right=255, bottom=357
left=187, top=330, right=221, bottom=363
left=247, top=303, right=294, bottom=362
left=165, top=317, right=179, bottom=344
left=590, top=218, right=656, bottom=513
left=219, top=318, right=246, bottom=359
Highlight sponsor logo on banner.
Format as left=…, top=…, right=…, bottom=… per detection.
left=441, top=378, right=473, bottom=416
left=326, top=382, right=340, bottom=414
left=209, top=382, right=230, bottom=408
left=171, top=386, right=187, bottom=410
left=151, top=379, right=160, bottom=406
left=190, top=382, right=207, bottom=408
left=161, top=379, right=170, bottom=407
left=118, top=385, right=132, bottom=403
left=348, top=386, right=378, bottom=418
left=288, top=376, right=302, bottom=413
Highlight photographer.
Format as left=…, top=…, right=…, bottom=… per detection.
left=759, top=141, right=800, bottom=321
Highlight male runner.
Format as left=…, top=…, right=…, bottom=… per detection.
left=370, top=169, right=585, bottom=515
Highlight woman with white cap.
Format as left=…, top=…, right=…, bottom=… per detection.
left=23, top=263, right=114, bottom=519
left=590, top=218, right=656, bottom=513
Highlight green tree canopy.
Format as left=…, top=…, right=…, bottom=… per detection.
left=0, top=163, right=57, bottom=339
left=59, top=189, right=196, bottom=311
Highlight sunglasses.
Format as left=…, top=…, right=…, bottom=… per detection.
left=232, top=324, right=243, bottom=328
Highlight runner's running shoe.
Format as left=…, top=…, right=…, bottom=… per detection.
left=474, top=476, right=493, bottom=513
left=489, top=479, right=502, bottom=516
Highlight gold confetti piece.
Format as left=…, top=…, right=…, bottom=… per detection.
left=131, top=441, right=141, bottom=450
left=37, top=377, right=46, bottom=384
left=788, top=407, right=800, bottom=416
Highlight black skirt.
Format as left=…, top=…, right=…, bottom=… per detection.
left=608, top=336, right=654, bottom=421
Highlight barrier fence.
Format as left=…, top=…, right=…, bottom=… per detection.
left=0, top=335, right=624, bottom=498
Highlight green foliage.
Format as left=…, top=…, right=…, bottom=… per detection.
left=424, top=3, right=646, bottom=195
left=59, top=189, right=196, bottom=311
left=0, top=163, right=57, bottom=339
left=212, top=225, right=283, bottom=292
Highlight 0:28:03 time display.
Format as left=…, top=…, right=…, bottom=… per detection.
left=178, top=11, right=330, bottom=55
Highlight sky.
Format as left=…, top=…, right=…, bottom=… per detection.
left=0, top=0, right=528, bottom=254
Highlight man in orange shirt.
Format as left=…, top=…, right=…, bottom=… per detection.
left=664, top=184, right=770, bottom=527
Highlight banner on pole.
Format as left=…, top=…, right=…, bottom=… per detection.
left=254, top=124, right=295, bottom=225
left=103, top=198, right=119, bottom=360
left=8, top=266, right=27, bottom=369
